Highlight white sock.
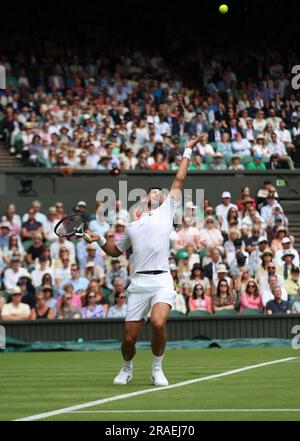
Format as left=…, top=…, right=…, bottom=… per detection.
left=152, top=355, right=164, bottom=369
left=123, top=360, right=133, bottom=370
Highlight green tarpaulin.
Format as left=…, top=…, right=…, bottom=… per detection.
left=0, top=336, right=293, bottom=353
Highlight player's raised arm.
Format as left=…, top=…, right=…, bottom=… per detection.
left=85, top=232, right=123, bottom=257
left=169, top=135, right=202, bottom=201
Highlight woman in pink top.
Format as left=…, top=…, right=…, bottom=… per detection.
left=57, top=283, right=82, bottom=308
left=188, top=284, right=212, bottom=313
left=239, top=279, right=263, bottom=312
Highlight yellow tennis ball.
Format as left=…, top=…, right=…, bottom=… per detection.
left=219, top=4, right=229, bottom=14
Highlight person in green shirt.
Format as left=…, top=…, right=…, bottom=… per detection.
left=189, top=153, right=208, bottom=171
left=246, top=154, right=267, bottom=171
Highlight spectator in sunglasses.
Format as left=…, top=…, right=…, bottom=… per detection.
left=58, top=292, right=82, bottom=320
left=239, top=280, right=263, bottom=312
left=213, top=279, right=235, bottom=312
left=107, top=292, right=127, bottom=318
left=81, top=292, right=106, bottom=319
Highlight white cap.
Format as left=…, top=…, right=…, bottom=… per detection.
left=258, top=236, right=268, bottom=244
left=222, top=192, right=231, bottom=199
left=0, top=221, right=11, bottom=230
left=282, top=237, right=291, bottom=244
left=86, top=261, right=95, bottom=268
left=77, top=201, right=87, bottom=207
left=186, top=201, right=198, bottom=209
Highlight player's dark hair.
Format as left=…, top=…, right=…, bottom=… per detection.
left=147, top=187, right=162, bottom=194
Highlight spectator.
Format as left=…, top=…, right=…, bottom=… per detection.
left=213, top=279, right=235, bottom=312
left=107, top=292, right=127, bottom=318
left=105, top=258, right=128, bottom=291
left=1, top=286, right=31, bottom=320
left=175, top=217, right=201, bottom=250
left=50, top=236, right=76, bottom=261
left=81, top=291, right=106, bottom=319
left=239, top=279, right=263, bottom=312
left=285, top=266, right=300, bottom=303
left=275, top=237, right=299, bottom=267
left=235, top=267, right=252, bottom=296
left=292, top=288, right=300, bottom=314
left=0, top=221, right=12, bottom=250
left=3, top=255, right=29, bottom=290
left=277, top=251, right=296, bottom=280
left=63, top=263, right=89, bottom=292
left=57, top=292, right=82, bottom=320
left=86, top=279, right=110, bottom=314
left=246, top=153, right=267, bottom=170
left=30, top=257, right=54, bottom=287
left=30, top=292, right=55, bottom=320
left=216, top=192, right=238, bottom=234
left=228, top=155, right=245, bottom=170
left=232, top=132, right=251, bottom=157
left=2, top=235, right=25, bottom=264
left=199, top=216, right=224, bottom=250
left=189, top=263, right=211, bottom=296
left=41, top=285, right=58, bottom=316
left=203, top=247, right=223, bottom=282
left=21, top=208, right=43, bottom=242
left=188, top=284, right=212, bottom=313
left=266, top=286, right=291, bottom=315
left=26, top=234, right=44, bottom=265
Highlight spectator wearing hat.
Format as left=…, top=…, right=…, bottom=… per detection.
left=213, top=264, right=234, bottom=294
left=266, top=286, right=291, bottom=315
left=284, top=267, right=300, bottom=302
left=105, top=258, right=128, bottom=291
left=213, top=279, right=235, bottom=312
left=236, top=188, right=256, bottom=214
left=77, top=241, right=105, bottom=274
left=199, top=216, right=224, bottom=250
left=209, top=152, right=227, bottom=171
left=228, top=155, right=245, bottom=171
left=249, top=236, right=269, bottom=273
left=1, top=286, right=31, bottom=320
left=277, top=251, right=296, bottom=280
left=177, top=250, right=191, bottom=282
left=246, top=153, right=267, bottom=170
left=216, top=192, right=238, bottom=234
left=30, top=291, right=55, bottom=320
left=85, top=261, right=105, bottom=284
left=275, top=237, right=299, bottom=267
left=0, top=221, right=12, bottom=250
left=107, top=291, right=127, bottom=318
left=44, top=207, right=59, bottom=241
left=3, top=256, right=29, bottom=290
left=255, top=248, right=275, bottom=281
left=239, top=279, right=263, bottom=312
left=188, top=284, right=212, bottom=313
left=270, top=226, right=288, bottom=253
left=252, top=134, right=270, bottom=157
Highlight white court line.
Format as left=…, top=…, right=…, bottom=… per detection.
left=69, top=409, right=300, bottom=414
left=14, top=357, right=296, bottom=421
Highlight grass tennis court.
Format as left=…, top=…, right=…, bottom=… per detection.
left=1, top=348, right=300, bottom=421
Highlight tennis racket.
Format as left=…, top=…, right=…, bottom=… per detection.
left=54, top=213, right=91, bottom=241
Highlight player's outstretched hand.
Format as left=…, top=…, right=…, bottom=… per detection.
left=85, top=231, right=100, bottom=243
left=186, top=134, right=202, bottom=150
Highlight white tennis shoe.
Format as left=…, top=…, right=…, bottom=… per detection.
left=113, top=367, right=133, bottom=385
left=151, top=367, right=169, bottom=387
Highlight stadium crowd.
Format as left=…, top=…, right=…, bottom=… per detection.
left=1, top=46, right=300, bottom=171
left=0, top=181, right=300, bottom=320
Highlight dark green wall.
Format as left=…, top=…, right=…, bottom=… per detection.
left=1, top=169, right=300, bottom=213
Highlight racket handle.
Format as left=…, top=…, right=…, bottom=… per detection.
left=82, top=232, right=92, bottom=242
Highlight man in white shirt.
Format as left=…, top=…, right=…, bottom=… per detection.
left=266, top=108, right=282, bottom=130
left=261, top=195, right=281, bottom=224
left=84, top=135, right=202, bottom=387
left=195, top=134, right=215, bottom=157
left=232, top=132, right=251, bottom=156
left=1, top=286, right=31, bottom=320
left=44, top=207, right=59, bottom=242
left=216, top=192, right=238, bottom=233
left=50, top=236, right=76, bottom=261
left=3, top=256, right=29, bottom=290
left=30, top=257, right=54, bottom=287
left=86, top=144, right=100, bottom=169
left=275, top=237, right=300, bottom=267
left=267, top=132, right=287, bottom=158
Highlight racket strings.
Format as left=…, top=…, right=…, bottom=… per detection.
left=56, top=214, right=83, bottom=237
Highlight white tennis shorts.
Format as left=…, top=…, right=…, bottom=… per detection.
left=125, top=272, right=176, bottom=322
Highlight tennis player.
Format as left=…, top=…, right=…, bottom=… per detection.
left=86, top=135, right=201, bottom=386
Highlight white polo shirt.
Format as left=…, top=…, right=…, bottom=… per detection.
left=117, top=195, right=179, bottom=275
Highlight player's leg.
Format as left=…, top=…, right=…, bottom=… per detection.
left=150, top=302, right=172, bottom=386
left=113, top=320, right=144, bottom=385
